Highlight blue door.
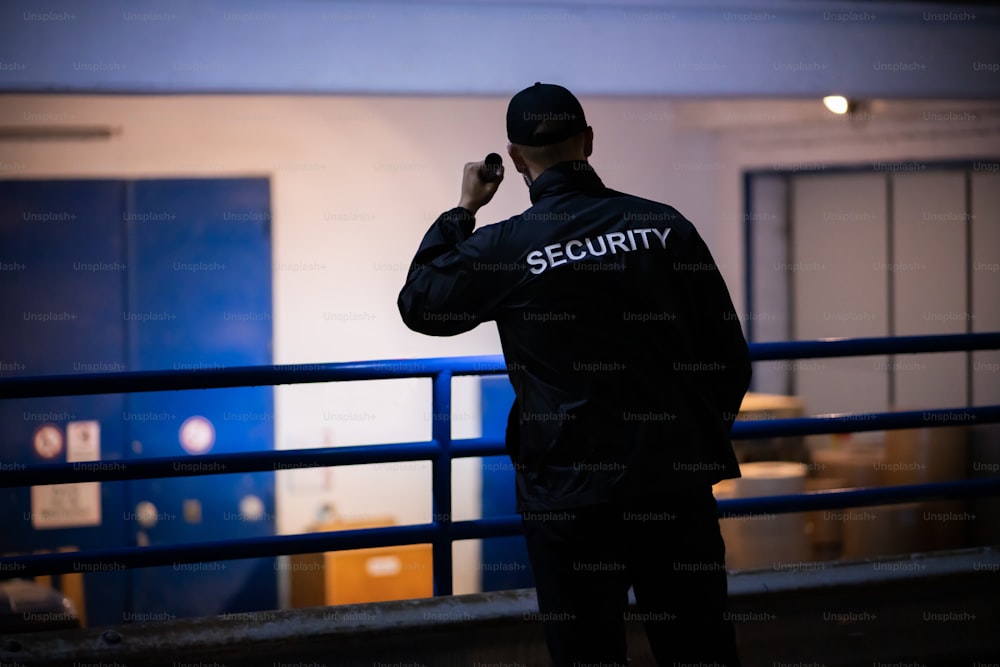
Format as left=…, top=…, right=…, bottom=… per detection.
left=0, top=177, right=276, bottom=623
left=0, top=179, right=130, bottom=628
left=123, top=178, right=275, bottom=617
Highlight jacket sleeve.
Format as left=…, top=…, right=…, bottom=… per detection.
left=397, top=207, right=515, bottom=336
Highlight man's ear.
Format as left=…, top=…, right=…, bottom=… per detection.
left=507, top=143, right=528, bottom=173
left=583, top=126, right=594, bottom=159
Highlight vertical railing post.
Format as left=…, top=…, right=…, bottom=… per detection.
left=430, top=370, right=453, bottom=596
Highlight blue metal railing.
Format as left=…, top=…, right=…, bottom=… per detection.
left=1, top=332, right=999, bottom=593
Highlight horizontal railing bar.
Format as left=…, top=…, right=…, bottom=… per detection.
left=749, top=331, right=1000, bottom=361
left=457, top=480, right=1000, bottom=532
left=1, top=333, right=997, bottom=399
left=731, top=405, right=1000, bottom=439
left=450, top=438, right=509, bottom=459
left=717, top=478, right=1000, bottom=516
left=4, top=479, right=998, bottom=578
left=450, top=515, right=524, bottom=541
left=0, top=357, right=507, bottom=399
left=0, top=523, right=441, bottom=579
left=0, top=442, right=442, bottom=488
left=3, top=405, right=997, bottom=488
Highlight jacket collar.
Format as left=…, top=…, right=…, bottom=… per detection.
left=528, top=160, right=606, bottom=205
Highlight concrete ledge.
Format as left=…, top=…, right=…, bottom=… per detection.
left=727, top=544, right=1000, bottom=595
left=0, top=590, right=549, bottom=667
left=2, top=547, right=998, bottom=667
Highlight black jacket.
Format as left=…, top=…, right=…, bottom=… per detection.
left=398, top=161, right=750, bottom=512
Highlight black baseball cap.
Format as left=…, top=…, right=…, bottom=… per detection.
left=506, top=82, right=588, bottom=146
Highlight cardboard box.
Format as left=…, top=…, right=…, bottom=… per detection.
left=289, top=516, right=433, bottom=607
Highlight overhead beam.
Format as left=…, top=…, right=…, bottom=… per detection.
left=0, top=0, right=998, bottom=97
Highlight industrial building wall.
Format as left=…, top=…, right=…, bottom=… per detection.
left=1, top=93, right=997, bottom=606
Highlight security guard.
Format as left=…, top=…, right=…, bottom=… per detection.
left=398, top=83, right=749, bottom=667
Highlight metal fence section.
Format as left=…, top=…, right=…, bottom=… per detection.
left=1, top=332, right=999, bottom=595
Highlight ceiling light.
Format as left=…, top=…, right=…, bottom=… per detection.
left=823, top=96, right=850, bottom=115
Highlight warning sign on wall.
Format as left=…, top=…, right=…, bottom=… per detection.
left=31, top=420, right=102, bottom=530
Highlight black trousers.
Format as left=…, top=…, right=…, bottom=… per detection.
left=521, top=485, right=742, bottom=667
